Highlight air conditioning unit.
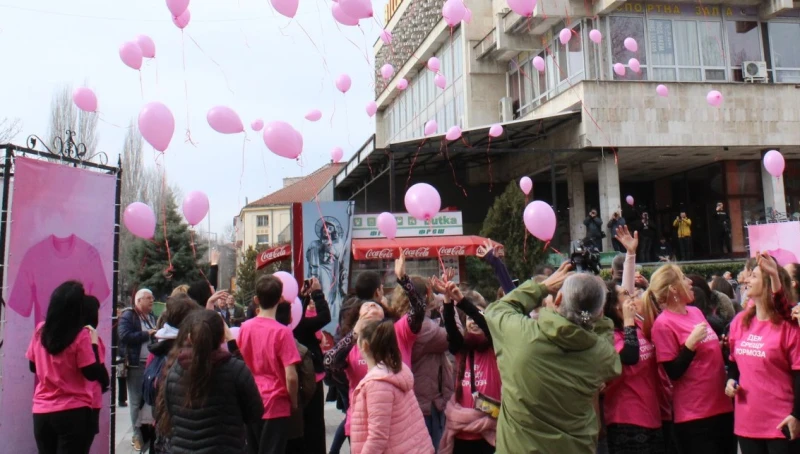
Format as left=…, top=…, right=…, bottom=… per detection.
left=742, top=61, right=767, bottom=82
left=500, top=97, right=514, bottom=122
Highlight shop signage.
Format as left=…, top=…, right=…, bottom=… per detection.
left=256, top=243, right=291, bottom=269
left=352, top=212, right=464, bottom=239
left=615, top=2, right=757, bottom=17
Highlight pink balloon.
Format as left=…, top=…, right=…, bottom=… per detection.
left=135, top=34, right=156, bottom=59
left=589, top=29, right=602, bottom=44
left=380, top=63, right=394, bottom=81
left=445, top=126, right=462, bottom=141
left=489, top=124, right=503, bottom=138
left=377, top=212, right=398, bottom=240
left=305, top=109, right=322, bottom=122
left=288, top=297, right=303, bottom=330
left=405, top=183, right=442, bottom=221
left=520, top=176, right=532, bottom=195
left=624, top=37, right=638, bottom=52
left=508, top=0, right=537, bottom=16
left=166, top=0, right=189, bottom=18
left=764, top=150, right=785, bottom=177
left=707, top=90, right=723, bottom=107
left=434, top=73, right=447, bottom=89
left=331, top=146, right=344, bottom=163
left=338, top=0, right=373, bottom=19
left=366, top=101, right=378, bottom=117
left=72, top=87, right=97, bottom=113
left=182, top=190, right=210, bottom=226
left=274, top=271, right=299, bottom=302
left=336, top=74, right=352, bottom=93
left=463, top=7, right=472, bottom=23
left=559, top=28, right=572, bottom=45
left=428, top=57, right=440, bottom=72
left=263, top=121, right=303, bottom=159
left=251, top=119, right=264, bottom=131
left=138, top=102, right=175, bottom=152
left=172, top=9, right=191, bottom=29
left=656, top=84, right=669, bottom=97
left=332, top=2, right=359, bottom=26
left=523, top=200, right=556, bottom=242
left=119, top=41, right=143, bottom=70
left=628, top=58, right=641, bottom=73
left=123, top=202, right=156, bottom=239
left=424, top=120, right=438, bottom=136
left=533, top=56, right=545, bottom=72
left=270, top=0, right=299, bottom=18
left=442, top=0, right=467, bottom=26
left=613, top=63, right=626, bottom=76
left=397, top=78, right=408, bottom=90
left=207, top=106, right=244, bottom=134
left=380, top=30, right=393, bottom=45
left=626, top=195, right=634, bottom=206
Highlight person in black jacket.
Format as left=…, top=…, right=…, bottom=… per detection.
left=714, top=202, right=732, bottom=256
left=293, top=277, right=332, bottom=454
left=584, top=208, right=604, bottom=252
left=158, top=309, right=264, bottom=454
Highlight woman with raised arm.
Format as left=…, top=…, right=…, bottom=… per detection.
left=476, top=240, right=515, bottom=294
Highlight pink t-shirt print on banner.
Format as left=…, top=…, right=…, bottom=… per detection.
left=728, top=312, right=800, bottom=439
left=26, top=323, right=97, bottom=414
left=9, top=235, right=110, bottom=324
left=652, top=306, right=733, bottom=423
left=238, top=317, right=301, bottom=419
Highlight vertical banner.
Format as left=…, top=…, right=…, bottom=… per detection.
left=302, top=201, right=353, bottom=335
left=747, top=221, right=800, bottom=265
left=0, top=157, right=115, bottom=454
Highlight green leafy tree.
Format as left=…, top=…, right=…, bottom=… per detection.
left=127, top=191, right=207, bottom=298
left=469, top=181, right=548, bottom=297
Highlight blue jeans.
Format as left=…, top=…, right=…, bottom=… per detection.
left=127, top=366, right=145, bottom=441
left=424, top=405, right=446, bottom=453
left=329, top=418, right=347, bottom=454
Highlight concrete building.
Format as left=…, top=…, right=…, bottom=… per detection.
left=339, top=0, right=800, bottom=260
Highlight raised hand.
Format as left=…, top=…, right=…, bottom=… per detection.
left=445, top=281, right=463, bottom=304
left=430, top=276, right=447, bottom=294
left=615, top=225, right=639, bottom=255
left=542, top=261, right=573, bottom=294
left=476, top=239, right=494, bottom=259
left=394, top=251, right=407, bottom=279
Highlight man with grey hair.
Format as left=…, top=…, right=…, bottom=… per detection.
left=118, top=288, right=157, bottom=451
left=485, top=262, right=621, bottom=453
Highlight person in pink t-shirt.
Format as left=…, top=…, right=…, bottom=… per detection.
left=726, top=253, right=800, bottom=453
left=323, top=252, right=426, bottom=439
left=80, top=294, right=109, bottom=451
left=648, top=264, right=735, bottom=454
left=26, top=281, right=109, bottom=454
left=238, top=275, right=301, bottom=454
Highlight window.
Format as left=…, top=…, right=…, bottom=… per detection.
left=647, top=18, right=724, bottom=82
left=725, top=21, right=761, bottom=81
left=256, top=215, right=269, bottom=227
left=610, top=16, right=646, bottom=79
left=769, top=22, right=800, bottom=83
left=256, top=234, right=269, bottom=245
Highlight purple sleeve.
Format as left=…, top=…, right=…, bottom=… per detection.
left=484, top=251, right=515, bottom=293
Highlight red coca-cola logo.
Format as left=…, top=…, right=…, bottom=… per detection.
left=438, top=245, right=466, bottom=256
left=365, top=248, right=394, bottom=260
left=261, top=245, right=290, bottom=262
left=404, top=247, right=431, bottom=258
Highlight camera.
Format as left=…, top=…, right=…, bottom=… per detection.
left=570, top=239, right=601, bottom=275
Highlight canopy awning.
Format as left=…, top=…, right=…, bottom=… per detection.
left=256, top=243, right=291, bottom=270
left=351, top=236, right=504, bottom=260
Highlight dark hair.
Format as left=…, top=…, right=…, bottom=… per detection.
left=603, top=282, right=624, bottom=330
left=275, top=302, right=292, bottom=326
left=180, top=310, right=226, bottom=408
left=187, top=280, right=212, bottom=307
left=340, top=299, right=395, bottom=337
left=785, top=263, right=800, bottom=303
left=42, top=281, right=87, bottom=355
left=354, top=272, right=382, bottom=300
left=255, top=275, right=283, bottom=309
left=745, top=257, right=758, bottom=272
left=164, top=294, right=201, bottom=328
left=359, top=319, right=402, bottom=373
left=710, top=277, right=734, bottom=300
left=691, top=286, right=713, bottom=317
left=81, top=295, right=100, bottom=329
left=687, top=274, right=719, bottom=312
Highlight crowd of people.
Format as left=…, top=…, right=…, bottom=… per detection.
left=22, top=222, right=800, bottom=454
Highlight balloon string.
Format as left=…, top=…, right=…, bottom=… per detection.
left=139, top=71, right=144, bottom=100
left=437, top=254, right=446, bottom=279
left=239, top=133, right=247, bottom=209
left=442, top=141, right=467, bottom=197
left=187, top=33, right=234, bottom=94
left=189, top=229, right=211, bottom=287
left=181, top=31, right=197, bottom=146
left=157, top=154, right=173, bottom=275
left=297, top=22, right=331, bottom=75
left=98, top=115, right=131, bottom=129
left=486, top=136, right=494, bottom=192
left=406, top=138, right=427, bottom=191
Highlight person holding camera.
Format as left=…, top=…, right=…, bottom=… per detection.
left=673, top=212, right=693, bottom=261
left=715, top=202, right=732, bottom=257
left=584, top=209, right=605, bottom=252
left=607, top=211, right=626, bottom=253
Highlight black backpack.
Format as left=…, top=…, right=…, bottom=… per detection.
left=295, top=341, right=317, bottom=408
left=142, top=353, right=168, bottom=406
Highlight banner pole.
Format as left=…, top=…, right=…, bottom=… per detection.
left=110, top=156, right=122, bottom=454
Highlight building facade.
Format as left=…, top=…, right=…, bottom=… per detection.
left=359, top=0, right=800, bottom=259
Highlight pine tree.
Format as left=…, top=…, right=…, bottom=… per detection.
left=127, top=190, right=207, bottom=298
left=235, top=246, right=258, bottom=305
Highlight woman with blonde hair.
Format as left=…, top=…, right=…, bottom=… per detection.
left=647, top=264, right=734, bottom=454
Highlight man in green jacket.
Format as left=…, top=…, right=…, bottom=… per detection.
left=485, top=263, right=621, bottom=454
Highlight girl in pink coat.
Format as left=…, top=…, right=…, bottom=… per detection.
left=350, top=318, right=434, bottom=454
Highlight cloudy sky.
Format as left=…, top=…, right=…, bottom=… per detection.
left=0, top=0, right=387, bottom=236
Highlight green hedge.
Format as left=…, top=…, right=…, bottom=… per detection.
left=598, top=261, right=746, bottom=281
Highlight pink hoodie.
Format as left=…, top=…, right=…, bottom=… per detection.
left=350, top=363, right=434, bottom=454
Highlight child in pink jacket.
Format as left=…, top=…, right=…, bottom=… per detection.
left=350, top=318, right=434, bottom=454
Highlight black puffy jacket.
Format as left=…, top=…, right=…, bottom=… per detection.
left=164, top=350, right=264, bottom=453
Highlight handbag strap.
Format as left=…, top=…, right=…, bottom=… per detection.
left=469, top=350, right=476, bottom=394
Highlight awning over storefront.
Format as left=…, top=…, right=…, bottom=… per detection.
left=256, top=243, right=291, bottom=270
left=352, top=236, right=504, bottom=260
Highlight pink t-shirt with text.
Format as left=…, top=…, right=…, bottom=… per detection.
left=91, top=338, right=106, bottom=409
left=455, top=348, right=501, bottom=440
left=344, top=314, right=417, bottom=435
left=10, top=235, right=110, bottom=324
left=652, top=306, right=732, bottom=423
left=603, top=326, right=661, bottom=429
left=238, top=317, right=301, bottom=419
left=26, top=323, right=97, bottom=414
left=728, top=313, right=800, bottom=438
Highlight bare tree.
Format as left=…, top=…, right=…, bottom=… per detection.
left=0, top=117, right=21, bottom=144
left=47, top=84, right=98, bottom=159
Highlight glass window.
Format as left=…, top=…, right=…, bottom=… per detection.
left=650, top=19, right=676, bottom=66
left=256, top=234, right=269, bottom=244
left=522, top=61, right=534, bottom=106
left=726, top=21, right=761, bottom=81
left=455, top=95, right=464, bottom=127
left=770, top=22, right=800, bottom=82
left=699, top=22, right=724, bottom=67
left=256, top=215, right=269, bottom=227
left=568, top=24, right=584, bottom=77
left=610, top=17, right=647, bottom=64
left=508, top=69, right=520, bottom=105
left=675, top=21, right=699, bottom=66
left=557, top=43, right=568, bottom=83
left=535, top=52, right=548, bottom=100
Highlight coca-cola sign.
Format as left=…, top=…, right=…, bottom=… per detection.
left=437, top=245, right=466, bottom=256
left=403, top=247, right=431, bottom=258
left=256, top=244, right=291, bottom=269
left=364, top=248, right=395, bottom=260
